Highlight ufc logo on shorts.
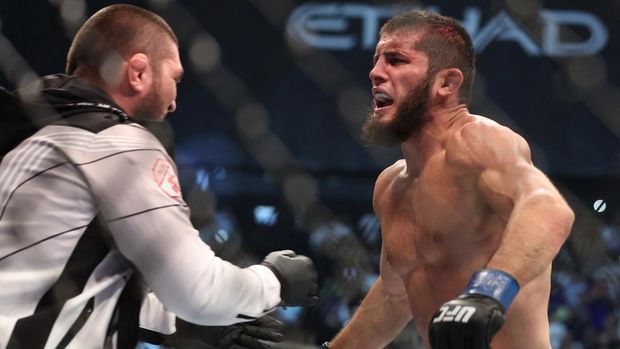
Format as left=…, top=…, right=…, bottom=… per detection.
left=432, top=305, right=477, bottom=323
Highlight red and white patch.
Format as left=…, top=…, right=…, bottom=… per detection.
left=152, top=159, right=181, bottom=198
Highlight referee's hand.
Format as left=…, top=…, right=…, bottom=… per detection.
left=261, top=250, right=319, bottom=306
left=176, top=315, right=284, bottom=349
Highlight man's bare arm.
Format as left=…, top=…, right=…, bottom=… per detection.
left=427, top=120, right=574, bottom=348
left=462, top=121, right=574, bottom=286
left=329, top=247, right=412, bottom=349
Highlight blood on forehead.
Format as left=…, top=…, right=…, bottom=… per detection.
left=432, top=26, right=466, bottom=45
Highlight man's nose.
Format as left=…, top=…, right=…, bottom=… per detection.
left=369, top=62, right=387, bottom=85
left=168, top=100, right=176, bottom=113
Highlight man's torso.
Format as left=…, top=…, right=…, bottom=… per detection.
left=376, top=123, right=552, bottom=348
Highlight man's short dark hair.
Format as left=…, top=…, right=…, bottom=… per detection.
left=66, top=4, right=178, bottom=79
left=380, top=10, right=476, bottom=104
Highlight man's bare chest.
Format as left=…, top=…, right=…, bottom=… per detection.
left=380, top=165, right=492, bottom=273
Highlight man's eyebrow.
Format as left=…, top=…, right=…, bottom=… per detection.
left=373, top=49, right=405, bottom=64
left=385, top=51, right=403, bottom=58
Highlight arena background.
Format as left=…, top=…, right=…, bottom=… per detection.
left=1, top=0, right=619, bottom=348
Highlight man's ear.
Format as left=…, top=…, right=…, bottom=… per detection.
left=435, top=68, right=463, bottom=99
left=126, top=53, right=150, bottom=93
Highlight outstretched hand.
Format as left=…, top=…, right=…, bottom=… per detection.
left=261, top=250, right=319, bottom=306
left=175, top=315, right=284, bottom=349
left=232, top=315, right=284, bottom=349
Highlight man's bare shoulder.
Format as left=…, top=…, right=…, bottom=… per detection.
left=446, top=116, right=531, bottom=170
left=372, top=159, right=406, bottom=213
left=377, top=159, right=406, bottom=182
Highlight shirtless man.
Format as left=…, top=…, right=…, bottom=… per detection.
left=323, top=10, right=574, bottom=349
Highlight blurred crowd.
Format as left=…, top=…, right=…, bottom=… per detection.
left=548, top=221, right=620, bottom=349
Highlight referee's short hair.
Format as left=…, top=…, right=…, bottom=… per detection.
left=66, top=4, right=178, bottom=80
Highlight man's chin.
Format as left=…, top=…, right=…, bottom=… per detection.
left=361, top=118, right=401, bottom=147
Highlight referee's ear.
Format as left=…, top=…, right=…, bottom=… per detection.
left=126, top=53, right=151, bottom=94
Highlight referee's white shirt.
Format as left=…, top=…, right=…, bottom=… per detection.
left=0, top=120, right=280, bottom=349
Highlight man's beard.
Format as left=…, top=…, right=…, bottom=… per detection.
left=361, top=76, right=432, bottom=147
left=133, top=74, right=165, bottom=121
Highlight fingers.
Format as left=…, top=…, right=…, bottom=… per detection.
left=236, top=333, right=276, bottom=349
left=238, top=315, right=284, bottom=344
left=242, top=326, right=284, bottom=342
left=274, top=249, right=296, bottom=257
left=252, top=315, right=284, bottom=330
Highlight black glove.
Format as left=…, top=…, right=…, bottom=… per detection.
left=428, top=269, right=520, bottom=349
left=175, top=315, right=284, bottom=349
left=261, top=250, right=319, bottom=306
left=428, top=294, right=504, bottom=349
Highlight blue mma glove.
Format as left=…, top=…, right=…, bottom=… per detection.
left=428, top=269, right=520, bottom=349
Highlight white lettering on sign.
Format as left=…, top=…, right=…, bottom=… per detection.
left=286, top=4, right=608, bottom=57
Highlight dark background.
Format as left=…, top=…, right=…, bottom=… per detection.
left=1, top=1, right=619, bottom=348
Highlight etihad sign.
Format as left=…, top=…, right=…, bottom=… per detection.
left=286, top=4, right=609, bottom=57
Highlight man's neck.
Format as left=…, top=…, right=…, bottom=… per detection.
left=401, top=105, right=470, bottom=176
left=77, top=73, right=136, bottom=118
